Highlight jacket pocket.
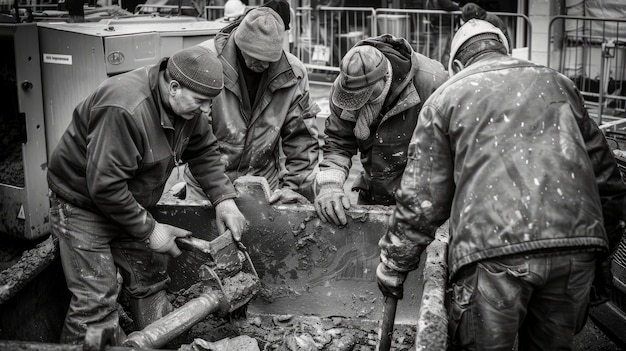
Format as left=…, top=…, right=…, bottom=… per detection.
left=448, top=282, right=475, bottom=349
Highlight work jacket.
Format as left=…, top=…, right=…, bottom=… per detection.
left=321, top=34, right=448, bottom=205
left=379, top=54, right=626, bottom=279
left=47, top=59, right=236, bottom=240
left=211, top=25, right=320, bottom=200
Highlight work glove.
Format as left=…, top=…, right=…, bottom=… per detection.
left=376, top=262, right=407, bottom=300
left=314, top=169, right=350, bottom=226
left=269, top=188, right=310, bottom=205
left=590, top=256, right=612, bottom=306
left=146, top=222, right=191, bottom=257
left=215, top=199, right=248, bottom=242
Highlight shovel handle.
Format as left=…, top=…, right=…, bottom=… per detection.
left=176, top=236, right=213, bottom=254
left=376, top=296, right=398, bottom=351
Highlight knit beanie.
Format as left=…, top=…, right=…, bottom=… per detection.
left=262, top=0, right=290, bottom=30
left=167, top=46, right=224, bottom=97
left=234, top=7, right=285, bottom=62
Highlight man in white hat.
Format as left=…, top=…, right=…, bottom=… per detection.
left=376, top=19, right=626, bottom=350
left=314, top=34, right=447, bottom=226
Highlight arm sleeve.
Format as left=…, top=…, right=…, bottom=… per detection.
left=379, top=104, right=454, bottom=272
left=86, top=106, right=155, bottom=240
left=184, top=116, right=238, bottom=205
left=318, top=94, right=358, bottom=178
left=571, top=85, right=626, bottom=252
left=280, top=75, right=321, bottom=200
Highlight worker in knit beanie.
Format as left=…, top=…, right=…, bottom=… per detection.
left=181, top=2, right=321, bottom=207
left=46, top=43, right=247, bottom=344
left=234, top=7, right=285, bottom=62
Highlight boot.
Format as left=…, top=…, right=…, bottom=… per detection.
left=128, top=290, right=173, bottom=330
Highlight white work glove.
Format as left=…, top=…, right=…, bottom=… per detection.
left=215, top=199, right=248, bottom=242
left=146, top=222, right=191, bottom=257
left=314, top=169, right=350, bottom=226
left=269, top=188, right=310, bottom=205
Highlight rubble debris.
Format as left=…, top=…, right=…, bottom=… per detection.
left=0, top=235, right=58, bottom=303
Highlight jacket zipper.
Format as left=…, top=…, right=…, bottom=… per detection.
left=172, top=122, right=186, bottom=179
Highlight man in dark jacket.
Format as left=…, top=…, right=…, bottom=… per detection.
left=376, top=19, right=626, bottom=350
left=184, top=6, right=320, bottom=204
left=47, top=46, right=248, bottom=344
left=314, top=35, right=448, bottom=226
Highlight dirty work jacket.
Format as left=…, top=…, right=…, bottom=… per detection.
left=380, top=54, right=626, bottom=279
left=47, top=59, right=236, bottom=241
left=210, top=25, right=320, bottom=200
left=321, top=34, right=448, bottom=205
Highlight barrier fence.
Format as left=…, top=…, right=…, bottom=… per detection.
left=548, top=15, right=626, bottom=126
left=204, top=6, right=532, bottom=79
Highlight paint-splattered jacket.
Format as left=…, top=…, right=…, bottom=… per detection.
left=379, top=54, right=626, bottom=279
left=321, top=35, right=448, bottom=205
left=211, top=25, right=320, bottom=200
left=47, top=59, right=236, bottom=240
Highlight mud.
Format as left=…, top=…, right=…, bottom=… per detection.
left=0, top=235, right=58, bottom=303
left=181, top=313, right=415, bottom=351
left=168, top=281, right=416, bottom=350
left=222, top=271, right=260, bottom=311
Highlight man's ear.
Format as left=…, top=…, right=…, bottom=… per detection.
left=451, top=59, right=465, bottom=77
left=169, top=80, right=180, bottom=95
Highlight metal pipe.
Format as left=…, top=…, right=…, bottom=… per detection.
left=123, top=292, right=224, bottom=349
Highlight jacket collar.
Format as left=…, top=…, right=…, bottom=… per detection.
left=215, top=27, right=298, bottom=97
left=149, top=59, right=175, bottom=130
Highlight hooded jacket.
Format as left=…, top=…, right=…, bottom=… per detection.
left=210, top=24, right=320, bottom=200
left=379, top=54, right=626, bottom=279
left=320, top=34, right=448, bottom=205
left=47, top=59, right=236, bottom=240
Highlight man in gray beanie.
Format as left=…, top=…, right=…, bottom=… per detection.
left=47, top=45, right=248, bottom=345
left=184, top=6, right=321, bottom=205
left=315, top=35, right=447, bottom=226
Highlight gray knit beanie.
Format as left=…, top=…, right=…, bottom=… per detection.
left=167, top=46, right=224, bottom=97
left=234, top=7, right=284, bottom=62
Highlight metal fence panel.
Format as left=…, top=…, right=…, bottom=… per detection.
left=548, top=15, right=626, bottom=125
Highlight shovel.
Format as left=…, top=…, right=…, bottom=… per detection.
left=123, top=230, right=260, bottom=349
left=376, top=296, right=398, bottom=351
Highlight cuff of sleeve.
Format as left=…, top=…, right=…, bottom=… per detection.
left=315, top=169, right=346, bottom=187
left=210, top=192, right=238, bottom=207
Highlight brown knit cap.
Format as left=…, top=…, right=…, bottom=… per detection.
left=167, top=46, right=224, bottom=97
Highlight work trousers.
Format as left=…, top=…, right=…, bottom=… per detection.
left=448, top=251, right=596, bottom=351
left=49, top=195, right=170, bottom=344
